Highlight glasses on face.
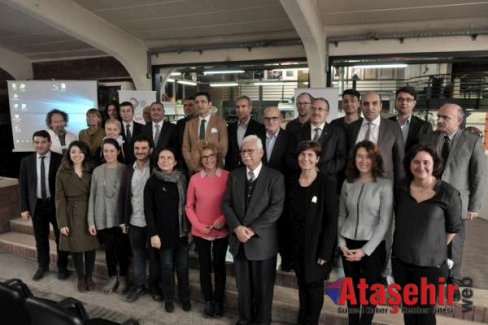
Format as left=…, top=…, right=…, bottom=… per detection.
left=201, top=153, right=216, bottom=160
left=240, top=149, right=255, bottom=155
left=297, top=102, right=310, bottom=106
left=396, top=97, right=415, bottom=103
left=264, top=116, right=280, bottom=122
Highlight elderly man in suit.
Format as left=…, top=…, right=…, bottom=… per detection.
left=222, top=135, right=285, bottom=325
left=389, top=86, right=432, bottom=153
left=142, top=102, right=177, bottom=163
left=225, top=96, right=265, bottom=171
left=120, top=101, right=144, bottom=165
left=19, top=130, right=70, bottom=281
left=423, top=103, right=486, bottom=298
left=182, top=92, right=228, bottom=172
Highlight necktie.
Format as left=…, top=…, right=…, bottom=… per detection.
left=40, top=156, right=47, bottom=199
left=199, top=119, right=206, bottom=141
left=59, top=134, right=67, bottom=154
left=154, top=124, right=161, bottom=147
left=125, top=124, right=132, bottom=144
left=248, top=170, right=255, bottom=182
left=364, top=122, right=371, bottom=142
left=441, top=136, right=450, bottom=163
left=313, top=128, right=321, bottom=142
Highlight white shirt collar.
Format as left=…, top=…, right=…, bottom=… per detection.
left=199, top=168, right=222, bottom=178
left=247, top=162, right=263, bottom=180
left=266, top=128, right=280, bottom=139
left=363, top=115, right=381, bottom=126
left=311, top=121, right=326, bottom=131
left=37, top=151, right=51, bottom=159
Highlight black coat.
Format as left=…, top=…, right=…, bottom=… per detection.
left=121, top=121, right=144, bottom=165
left=388, top=115, right=432, bottom=154
left=142, top=122, right=177, bottom=164
left=263, top=128, right=298, bottom=180
left=225, top=119, right=266, bottom=171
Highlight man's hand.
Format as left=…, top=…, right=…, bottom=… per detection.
left=88, top=225, right=97, bottom=236
left=317, top=258, right=327, bottom=266
left=467, top=211, right=478, bottom=220
left=120, top=224, right=128, bottom=234
left=235, top=225, right=254, bottom=243
left=151, top=235, right=161, bottom=249
left=21, top=211, right=31, bottom=220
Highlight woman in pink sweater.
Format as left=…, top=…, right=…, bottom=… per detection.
left=185, top=142, right=229, bottom=319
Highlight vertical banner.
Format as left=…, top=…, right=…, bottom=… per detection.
left=118, top=90, right=156, bottom=124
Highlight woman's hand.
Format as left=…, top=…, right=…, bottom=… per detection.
left=88, top=225, right=97, bottom=236
left=120, top=224, right=128, bottom=234
left=317, top=258, right=327, bottom=266
left=203, top=225, right=213, bottom=234
left=60, top=227, right=70, bottom=236
left=212, top=219, right=225, bottom=230
left=347, top=249, right=365, bottom=262
left=151, top=235, right=161, bottom=249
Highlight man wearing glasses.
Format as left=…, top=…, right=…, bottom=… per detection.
left=389, top=86, right=432, bottom=153
left=286, top=92, right=313, bottom=140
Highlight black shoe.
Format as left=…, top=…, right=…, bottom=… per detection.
left=203, top=301, right=214, bottom=318
left=164, top=301, right=175, bottom=313
left=126, top=285, right=147, bottom=303
left=214, top=301, right=224, bottom=318
left=453, top=288, right=461, bottom=302
left=33, top=267, right=48, bottom=281
left=151, top=289, right=163, bottom=302
left=181, top=299, right=192, bottom=311
left=57, top=269, right=71, bottom=280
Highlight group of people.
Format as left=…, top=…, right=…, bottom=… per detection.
left=18, top=88, right=485, bottom=325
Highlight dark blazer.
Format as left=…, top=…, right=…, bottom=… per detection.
left=330, top=117, right=363, bottom=133
left=264, top=128, right=298, bottom=178
left=19, top=152, right=62, bottom=217
left=346, top=118, right=405, bottom=183
left=122, top=121, right=144, bottom=140
left=176, top=115, right=196, bottom=172
left=122, top=162, right=152, bottom=226
left=288, top=173, right=338, bottom=282
left=222, top=165, right=285, bottom=260
left=142, top=121, right=177, bottom=163
left=121, top=122, right=144, bottom=165
left=225, top=119, right=266, bottom=171
left=298, top=122, right=347, bottom=178
left=388, top=115, right=432, bottom=154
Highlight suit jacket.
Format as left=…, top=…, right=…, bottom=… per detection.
left=122, top=121, right=144, bottom=165
left=423, top=130, right=486, bottom=218
left=222, top=165, right=285, bottom=260
left=176, top=115, right=197, bottom=171
left=182, top=114, right=228, bottom=171
left=225, top=119, right=265, bottom=171
left=388, top=115, right=432, bottom=154
left=264, top=128, right=298, bottom=178
left=299, top=122, right=347, bottom=178
left=142, top=121, right=177, bottom=163
left=19, top=152, right=62, bottom=217
left=346, top=118, right=406, bottom=183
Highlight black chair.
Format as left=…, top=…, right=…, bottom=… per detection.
left=0, top=278, right=33, bottom=325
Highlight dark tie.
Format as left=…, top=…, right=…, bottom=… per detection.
left=125, top=124, right=132, bottom=144
left=313, top=128, right=321, bottom=142
left=199, top=119, right=206, bottom=141
left=248, top=170, right=255, bottom=182
left=154, top=124, right=161, bottom=147
left=364, top=122, right=371, bottom=141
left=40, top=156, right=47, bottom=199
left=441, top=136, right=450, bottom=163
left=59, top=134, right=67, bottom=154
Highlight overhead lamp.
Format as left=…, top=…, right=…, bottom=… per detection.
left=253, top=82, right=286, bottom=86
left=204, top=70, right=245, bottom=75
left=170, top=72, right=181, bottom=76
left=209, top=82, right=238, bottom=87
left=167, top=78, right=175, bottom=82
left=353, top=64, right=408, bottom=69
left=177, top=80, right=197, bottom=86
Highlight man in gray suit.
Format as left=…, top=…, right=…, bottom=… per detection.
left=222, top=134, right=285, bottom=325
left=423, top=103, right=486, bottom=295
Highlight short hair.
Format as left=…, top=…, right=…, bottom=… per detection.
left=101, top=138, right=121, bottom=152
left=155, top=147, right=178, bottom=170
left=183, top=96, right=195, bottom=101
left=342, top=89, right=361, bottom=100
left=195, top=92, right=211, bottom=102
left=46, top=109, right=68, bottom=127
left=120, top=101, right=134, bottom=112
left=396, top=86, right=417, bottom=100
left=60, top=140, right=93, bottom=173
left=295, top=140, right=321, bottom=159
left=132, top=134, right=154, bottom=148
left=242, top=134, right=263, bottom=150
left=104, top=119, right=121, bottom=130
left=312, top=97, right=330, bottom=110
left=404, top=144, right=443, bottom=180
left=296, top=92, right=313, bottom=102
left=32, top=130, right=51, bottom=142
left=198, top=142, right=223, bottom=169
left=263, top=106, right=281, bottom=115
left=236, top=95, right=251, bottom=107
left=150, top=101, right=164, bottom=109
left=361, top=92, right=383, bottom=103
left=86, top=108, right=101, bottom=118
left=346, top=141, right=385, bottom=182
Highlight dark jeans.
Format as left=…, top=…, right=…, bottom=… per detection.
left=447, top=219, right=465, bottom=285
left=392, top=257, right=448, bottom=325
left=342, top=240, right=386, bottom=325
left=72, top=250, right=96, bottom=277
left=159, top=238, right=190, bottom=302
left=98, top=227, right=130, bottom=277
left=128, top=225, right=162, bottom=288
left=33, top=198, right=69, bottom=271
left=194, top=236, right=228, bottom=302
left=294, top=262, right=324, bottom=325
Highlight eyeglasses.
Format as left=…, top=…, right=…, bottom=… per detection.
left=396, top=97, right=415, bottom=103
left=240, top=149, right=256, bottom=155
left=201, top=153, right=216, bottom=160
left=297, top=102, right=311, bottom=106
left=264, top=116, right=280, bottom=121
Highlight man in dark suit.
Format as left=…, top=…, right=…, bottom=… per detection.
left=19, top=130, right=70, bottom=281
left=346, top=92, right=405, bottom=184
left=389, top=86, right=432, bottom=154
left=120, top=101, right=144, bottom=165
left=423, top=103, right=486, bottom=298
left=298, top=97, right=347, bottom=184
left=225, top=96, right=265, bottom=171
left=142, top=102, right=177, bottom=163
left=176, top=96, right=196, bottom=172
left=286, top=92, right=313, bottom=141
left=222, top=135, right=285, bottom=325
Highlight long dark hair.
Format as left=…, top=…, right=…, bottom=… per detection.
left=59, top=141, right=93, bottom=173
left=345, top=140, right=384, bottom=182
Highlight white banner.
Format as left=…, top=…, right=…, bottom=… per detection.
left=118, top=90, right=156, bottom=125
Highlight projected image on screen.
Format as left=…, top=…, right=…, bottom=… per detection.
left=8, top=80, right=98, bottom=152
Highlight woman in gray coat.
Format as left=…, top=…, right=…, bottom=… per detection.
left=56, top=141, right=98, bottom=292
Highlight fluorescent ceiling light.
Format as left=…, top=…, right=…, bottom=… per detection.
left=253, top=82, right=286, bottom=86
left=170, top=72, right=181, bottom=76
left=210, top=82, right=238, bottom=87
left=353, top=64, right=408, bottom=69
left=204, top=70, right=244, bottom=75
left=167, top=78, right=175, bottom=82
left=177, top=80, right=197, bottom=86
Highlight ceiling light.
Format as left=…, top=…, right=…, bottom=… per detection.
left=177, top=80, right=197, bottom=86
left=170, top=72, right=181, bottom=76
left=167, top=78, right=175, bottom=82
left=253, top=82, right=286, bottom=86
left=209, top=82, right=238, bottom=87
left=204, top=70, right=244, bottom=75
left=353, top=64, right=408, bottom=69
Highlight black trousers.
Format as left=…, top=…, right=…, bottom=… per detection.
left=72, top=250, right=95, bottom=277
left=234, top=248, right=277, bottom=325
left=392, top=257, right=448, bottom=325
left=98, top=227, right=130, bottom=277
left=447, top=219, right=465, bottom=285
left=341, top=240, right=386, bottom=325
left=32, top=198, right=69, bottom=271
left=128, top=225, right=161, bottom=288
left=294, top=262, right=325, bottom=325
left=194, top=236, right=228, bottom=303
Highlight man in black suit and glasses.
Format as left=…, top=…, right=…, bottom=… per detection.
left=19, top=130, right=70, bottom=281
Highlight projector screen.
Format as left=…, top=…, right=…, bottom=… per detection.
left=8, top=80, right=98, bottom=152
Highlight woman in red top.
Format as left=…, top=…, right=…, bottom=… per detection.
left=185, top=142, right=229, bottom=319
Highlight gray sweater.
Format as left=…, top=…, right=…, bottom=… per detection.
left=88, top=163, right=127, bottom=230
left=338, top=177, right=393, bottom=256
